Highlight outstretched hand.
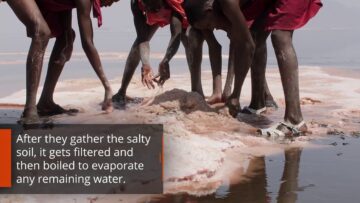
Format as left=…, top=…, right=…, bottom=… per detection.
left=153, top=61, right=170, bottom=86
left=141, top=64, right=155, bottom=89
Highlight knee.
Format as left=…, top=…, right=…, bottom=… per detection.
left=28, top=23, right=51, bottom=42
left=271, top=30, right=291, bottom=51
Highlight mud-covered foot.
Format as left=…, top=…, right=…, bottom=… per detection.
left=37, top=103, right=79, bottom=117
left=221, top=93, right=231, bottom=103
left=112, top=93, right=126, bottom=109
left=265, top=99, right=279, bottom=109
left=206, top=94, right=223, bottom=105
left=101, top=99, right=113, bottom=113
left=226, top=98, right=241, bottom=118
left=18, top=108, right=41, bottom=125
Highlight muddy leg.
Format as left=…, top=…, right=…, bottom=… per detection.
left=249, top=30, right=270, bottom=110
left=7, top=0, right=51, bottom=124
left=37, top=11, right=78, bottom=116
left=203, top=31, right=222, bottom=104
left=113, top=1, right=157, bottom=106
left=182, top=27, right=205, bottom=97
left=271, top=30, right=304, bottom=125
left=226, top=41, right=254, bottom=117
left=264, top=78, right=278, bottom=108
left=223, top=51, right=234, bottom=102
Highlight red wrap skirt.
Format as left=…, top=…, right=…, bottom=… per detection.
left=35, top=0, right=102, bottom=37
left=242, top=0, right=323, bottom=30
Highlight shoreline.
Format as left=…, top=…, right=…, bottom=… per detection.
left=0, top=53, right=359, bottom=98
left=0, top=66, right=359, bottom=202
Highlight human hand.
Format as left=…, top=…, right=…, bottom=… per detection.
left=141, top=64, right=155, bottom=89
left=153, top=61, right=170, bottom=86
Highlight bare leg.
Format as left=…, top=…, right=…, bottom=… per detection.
left=249, top=30, right=270, bottom=110
left=37, top=11, right=78, bottom=116
left=277, top=148, right=302, bottom=203
left=182, top=27, right=205, bottom=97
left=223, top=50, right=234, bottom=102
left=7, top=0, right=51, bottom=124
left=113, top=1, right=158, bottom=106
left=203, top=31, right=222, bottom=104
left=271, top=30, right=304, bottom=125
left=264, top=78, right=278, bottom=108
left=226, top=42, right=255, bottom=117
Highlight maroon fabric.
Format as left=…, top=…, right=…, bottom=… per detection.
left=242, top=0, right=323, bottom=31
left=241, top=0, right=273, bottom=27
left=138, top=0, right=189, bottom=28
left=36, top=0, right=102, bottom=37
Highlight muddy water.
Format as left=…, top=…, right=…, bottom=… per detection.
left=147, top=136, right=360, bottom=203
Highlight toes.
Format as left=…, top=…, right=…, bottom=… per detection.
left=18, top=113, right=41, bottom=125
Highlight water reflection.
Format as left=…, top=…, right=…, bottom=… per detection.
left=277, top=148, right=302, bottom=203
left=146, top=148, right=302, bottom=203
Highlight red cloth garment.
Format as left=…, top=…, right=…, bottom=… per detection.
left=264, top=0, right=322, bottom=31
left=241, top=0, right=273, bottom=27
left=242, top=0, right=322, bottom=31
left=138, top=0, right=189, bottom=28
left=36, top=0, right=103, bottom=37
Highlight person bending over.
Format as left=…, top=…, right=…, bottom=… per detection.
left=6, top=0, right=119, bottom=124
left=247, top=0, right=322, bottom=137
left=112, top=0, right=222, bottom=106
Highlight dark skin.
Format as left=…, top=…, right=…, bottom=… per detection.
left=112, top=0, right=222, bottom=106
left=182, top=27, right=223, bottom=104
left=184, top=0, right=277, bottom=111
left=249, top=16, right=304, bottom=126
left=184, top=0, right=256, bottom=116
left=7, top=0, right=118, bottom=124
left=186, top=0, right=303, bottom=129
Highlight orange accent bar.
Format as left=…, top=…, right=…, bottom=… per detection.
left=162, top=134, right=164, bottom=182
left=0, top=129, right=12, bottom=188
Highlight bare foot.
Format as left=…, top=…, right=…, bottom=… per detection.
left=206, top=94, right=223, bottom=105
left=101, top=99, right=113, bottom=113
left=37, top=102, right=79, bottom=117
left=112, top=93, right=126, bottom=109
left=19, top=107, right=41, bottom=125
left=221, top=92, right=231, bottom=103
left=226, top=97, right=241, bottom=118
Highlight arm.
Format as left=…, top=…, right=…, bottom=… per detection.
left=219, top=0, right=254, bottom=49
left=219, top=0, right=255, bottom=100
left=139, top=41, right=156, bottom=89
left=131, top=0, right=158, bottom=89
left=153, top=13, right=183, bottom=86
left=139, top=41, right=151, bottom=67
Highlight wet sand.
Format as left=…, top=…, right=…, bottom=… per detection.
left=0, top=66, right=359, bottom=202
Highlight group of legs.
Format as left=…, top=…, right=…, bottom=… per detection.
left=183, top=0, right=322, bottom=137
left=112, top=0, right=223, bottom=106
left=5, top=0, right=118, bottom=124
left=3, top=0, right=322, bottom=138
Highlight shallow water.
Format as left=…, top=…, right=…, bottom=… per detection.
left=146, top=135, right=360, bottom=203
